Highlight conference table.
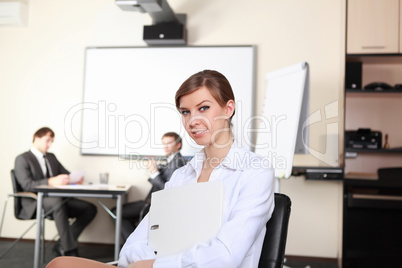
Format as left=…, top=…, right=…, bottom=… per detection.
left=33, top=184, right=131, bottom=268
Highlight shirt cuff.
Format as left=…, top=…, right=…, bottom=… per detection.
left=149, top=171, right=160, bottom=179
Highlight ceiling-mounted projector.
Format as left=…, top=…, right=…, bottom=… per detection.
left=116, top=0, right=187, bottom=46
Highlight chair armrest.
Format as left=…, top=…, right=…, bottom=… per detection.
left=11, top=192, right=38, bottom=200
left=106, top=260, right=118, bottom=266
left=139, top=203, right=150, bottom=221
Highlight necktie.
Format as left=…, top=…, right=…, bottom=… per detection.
left=43, top=155, right=50, bottom=178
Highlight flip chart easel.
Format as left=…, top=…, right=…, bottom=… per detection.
left=255, top=62, right=309, bottom=192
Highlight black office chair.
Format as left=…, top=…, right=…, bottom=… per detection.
left=258, top=193, right=292, bottom=268
left=0, top=170, right=55, bottom=260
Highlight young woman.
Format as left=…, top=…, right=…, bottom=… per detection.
left=47, top=70, right=274, bottom=268
left=119, top=70, right=274, bottom=268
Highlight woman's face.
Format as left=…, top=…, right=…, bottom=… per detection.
left=179, top=86, right=234, bottom=147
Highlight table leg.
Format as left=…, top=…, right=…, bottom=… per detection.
left=34, top=192, right=43, bottom=268
left=115, top=194, right=122, bottom=260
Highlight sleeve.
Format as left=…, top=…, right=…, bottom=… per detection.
left=149, top=157, right=186, bottom=191
left=118, top=214, right=157, bottom=267
left=14, top=155, right=48, bottom=192
left=148, top=173, right=166, bottom=191
left=151, top=167, right=275, bottom=268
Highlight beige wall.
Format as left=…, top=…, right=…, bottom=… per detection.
left=0, top=0, right=346, bottom=259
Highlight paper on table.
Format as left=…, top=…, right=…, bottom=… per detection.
left=69, top=170, right=85, bottom=183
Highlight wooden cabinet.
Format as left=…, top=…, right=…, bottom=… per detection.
left=347, top=0, right=400, bottom=54
left=344, top=3, right=402, bottom=266
left=400, top=1, right=402, bottom=52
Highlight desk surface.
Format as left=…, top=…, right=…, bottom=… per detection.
left=35, top=184, right=131, bottom=195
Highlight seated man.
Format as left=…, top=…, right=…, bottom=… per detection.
left=112, top=132, right=186, bottom=243
left=14, top=127, right=97, bottom=257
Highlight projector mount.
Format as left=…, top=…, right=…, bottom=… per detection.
left=116, top=0, right=187, bottom=45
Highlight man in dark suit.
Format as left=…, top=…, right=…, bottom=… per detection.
left=14, top=127, right=97, bottom=257
left=112, top=132, right=186, bottom=243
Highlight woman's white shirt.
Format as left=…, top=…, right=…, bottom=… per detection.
left=118, top=144, right=275, bottom=268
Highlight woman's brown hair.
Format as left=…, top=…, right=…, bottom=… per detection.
left=175, top=70, right=235, bottom=121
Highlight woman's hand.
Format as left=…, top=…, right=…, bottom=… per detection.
left=127, top=259, right=155, bottom=268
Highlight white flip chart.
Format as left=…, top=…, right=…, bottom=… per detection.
left=255, top=62, right=309, bottom=179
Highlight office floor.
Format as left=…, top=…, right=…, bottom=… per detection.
left=284, top=257, right=339, bottom=268
left=0, top=239, right=339, bottom=268
left=0, top=240, right=115, bottom=268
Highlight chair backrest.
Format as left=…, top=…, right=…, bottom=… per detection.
left=258, top=193, right=291, bottom=268
left=10, top=169, right=25, bottom=220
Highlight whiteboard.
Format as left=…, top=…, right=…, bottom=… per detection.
left=255, top=62, right=309, bottom=179
left=80, top=46, right=255, bottom=158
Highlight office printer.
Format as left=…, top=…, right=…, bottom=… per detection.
left=345, top=128, right=382, bottom=149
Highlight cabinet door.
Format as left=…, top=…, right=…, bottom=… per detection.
left=347, top=0, right=399, bottom=54
left=400, top=1, right=402, bottom=52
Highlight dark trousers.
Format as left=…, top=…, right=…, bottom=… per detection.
left=42, top=197, right=97, bottom=251
left=111, top=200, right=149, bottom=244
